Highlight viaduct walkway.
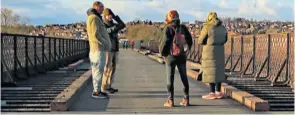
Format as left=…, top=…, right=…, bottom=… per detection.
left=1, top=33, right=294, bottom=114
left=68, top=50, right=255, bottom=114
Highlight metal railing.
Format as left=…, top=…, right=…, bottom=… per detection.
left=1, top=33, right=89, bottom=85
left=137, top=33, right=294, bottom=87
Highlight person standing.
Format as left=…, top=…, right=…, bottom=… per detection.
left=124, top=40, right=129, bottom=49
left=130, top=39, right=134, bottom=49
left=86, top=1, right=111, bottom=98
left=160, top=10, right=193, bottom=107
left=101, top=8, right=126, bottom=93
left=197, top=12, right=228, bottom=100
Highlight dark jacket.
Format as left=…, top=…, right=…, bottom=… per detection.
left=159, top=24, right=193, bottom=57
left=104, top=16, right=126, bottom=52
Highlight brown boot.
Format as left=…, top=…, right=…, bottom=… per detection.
left=180, top=98, right=189, bottom=106
left=164, top=99, right=174, bottom=107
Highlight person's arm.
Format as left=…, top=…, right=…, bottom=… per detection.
left=223, top=26, right=228, bottom=44
left=224, top=33, right=228, bottom=44
left=182, top=25, right=193, bottom=50
left=90, top=16, right=102, bottom=45
left=159, top=27, right=172, bottom=57
left=113, top=15, right=126, bottom=32
left=197, top=25, right=208, bottom=45
left=106, top=15, right=126, bottom=34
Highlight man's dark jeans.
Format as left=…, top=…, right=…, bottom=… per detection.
left=164, top=55, right=189, bottom=100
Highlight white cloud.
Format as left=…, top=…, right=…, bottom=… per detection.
left=219, top=0, right=228, bottom=8
left=238, top=0, right=250, bottom=15
left=186, top=11, right=204, bottom=19
left=148, top=0, right=163, bottom=7
left=238, top=0, right=277, bottom=16
left=3, top=5, right=55, bottom=18
left=44, top=4, right=57, bottom=10
left=2, top=0, right=293, bottom=25
left=256, top=0, right=276, bottom=16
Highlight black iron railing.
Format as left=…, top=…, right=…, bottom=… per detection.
left=1, top=33, right=89, bottom=85
left=136, top=33, right=294, bottom=87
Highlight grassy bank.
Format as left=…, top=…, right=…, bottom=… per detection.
left=1, top=25, right=35, bottom=35
left=126, top=24, right=163, bottom=42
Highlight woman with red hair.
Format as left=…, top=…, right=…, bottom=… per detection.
left=159, top=10, right=193, bottom=107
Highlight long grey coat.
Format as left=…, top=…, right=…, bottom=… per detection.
left=197, top=19, right=228, bottom=83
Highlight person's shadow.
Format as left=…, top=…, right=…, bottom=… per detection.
left=69, top=81, right=109, bottom=112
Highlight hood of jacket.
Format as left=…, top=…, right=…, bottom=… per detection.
left=204, top=12, right=222, bottom=26
left=86, top=8, right=102, bottom=20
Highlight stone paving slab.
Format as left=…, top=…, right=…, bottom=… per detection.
left=69, top=50, right=263, bottom=114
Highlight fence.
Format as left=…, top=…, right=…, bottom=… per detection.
left=138, top=33, right=294, bottom=87
left=1, top=33, right=89, bottom=85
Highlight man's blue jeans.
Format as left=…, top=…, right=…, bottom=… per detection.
left=89, top=51, right=106, bottom=93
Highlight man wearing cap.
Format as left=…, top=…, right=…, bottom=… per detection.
left=159, top=10, right=193, bottom=107
left=86, top=1, right=111, bottom=99
left=101, top=8, right=126, bottom=94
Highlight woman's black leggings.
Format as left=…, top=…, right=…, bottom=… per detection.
left=209, top=83, right=221, bottom=93
left=165, top=56, right=189, bottom=100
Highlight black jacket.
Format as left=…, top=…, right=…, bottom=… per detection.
left=160, top=24, right=193, bottom=57
left=104, top=16, right=126, bottom=52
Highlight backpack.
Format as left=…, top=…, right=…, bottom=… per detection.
left=170, top=26, right=187, bottom=56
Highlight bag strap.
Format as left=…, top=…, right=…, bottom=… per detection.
left=169, top=25, right=183, bottom=43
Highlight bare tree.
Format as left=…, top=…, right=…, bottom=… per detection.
left=20, top=16, right=30, bottom=25
left=12, top=14, right=21, bottom=25
left=1, top=8, right=13, bottom=25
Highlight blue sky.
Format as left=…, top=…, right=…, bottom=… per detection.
left=2, top=0, right=294, bottom=25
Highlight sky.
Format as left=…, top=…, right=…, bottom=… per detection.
left=1, top=0, right=295, bottom=26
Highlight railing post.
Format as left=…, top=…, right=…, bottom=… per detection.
left=68, top=39, right=71, bottom=58
left=267, top=34, right=271, bottom=78
left=286, top=33, right=290, bottom=83
left=34, top=37, right=37, bottom=69
left=66, top=39, right=69, bottom=57
left=240, top=36, right=244, bottom=72
left=72, top=40, right=75, bottom=56
left=1, top=35, right=4, bottom=82
left=69, top=39, right=72, bottom=57
left=54, top=38, right=57, bottom=62
left=59, top=39, right=62, bottom=59
left=252, top=35, right=256, bottom=75
left=48, top=38, right=51, bottom=63
left=13, top=36, right=17, bottom=78
left=68, top=39, right=70, bottom=57
left=71, top=39, right=73, bottom=57
left=25, top=36, right=29, bottom=75
left=230, top=36, right=234, bottom=74
left=53, top=38, right=58, bottom=69
left=62, top=39, right=65, bottom=58
left=42, top=37, right=45, bottom=67
left=73, top=39, right=75, bottom=56
left=74, top=40, right=77, bottom=56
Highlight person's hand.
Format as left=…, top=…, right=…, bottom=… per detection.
left=113, top=15, right=121, bottom=22
left=108, top=9, right=115, bottom=18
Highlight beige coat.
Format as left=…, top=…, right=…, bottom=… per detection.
left=86, top=8, right=111, bottom=52
left=197, top=19, right=228, bottom=83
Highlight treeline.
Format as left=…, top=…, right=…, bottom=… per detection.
left=1, top=8, right=33, bottom=34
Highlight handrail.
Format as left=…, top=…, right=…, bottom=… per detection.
left=1, top=33, right=90, bottom=86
